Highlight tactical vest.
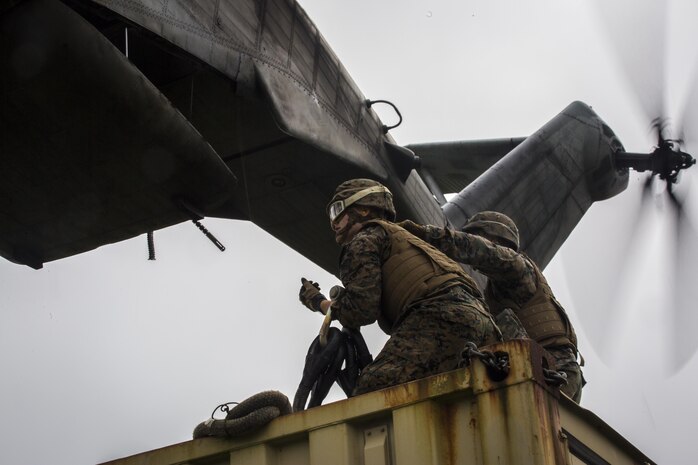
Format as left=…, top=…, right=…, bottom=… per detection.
left=366, top=220, right=481, bottom=334
left=485, top=257, right=577, bottom=350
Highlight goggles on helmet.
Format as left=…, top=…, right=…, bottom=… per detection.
left=328, top=186, right=391, bottom=222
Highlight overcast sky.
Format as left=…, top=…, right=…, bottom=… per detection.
left=1, top=1, right=697, bottom=464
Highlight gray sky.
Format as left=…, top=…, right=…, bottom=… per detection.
left=1, top=1, right=697, bottom=464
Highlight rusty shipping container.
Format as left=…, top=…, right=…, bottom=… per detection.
left=100, top=340, right=654, bottom=465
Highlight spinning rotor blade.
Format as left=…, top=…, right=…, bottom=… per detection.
left=670, top=44, right=698, bottom=371
left=668, top=157, right=698, bottom=371
left=593, top=0, right=667, bottom=123
left=593, top=175, right=655, bottom=358
left=677, top=54, right=698, bottom=152
left=579, top=0, right=698, bottom=372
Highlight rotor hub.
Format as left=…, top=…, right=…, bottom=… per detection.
left=614, top=143, right=695, bottom=184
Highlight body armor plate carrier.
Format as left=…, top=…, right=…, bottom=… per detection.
left=367, top=220, right=482, bottom=333
left=485, top=256, right=577, bottom=350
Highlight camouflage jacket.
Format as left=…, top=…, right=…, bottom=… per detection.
left=418, top=225, right=537, bottom=306
left=331, top=223, right=390, bottom=330
left=332, top=222, right=468, bottom=331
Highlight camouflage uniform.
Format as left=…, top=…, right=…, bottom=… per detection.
left=414, top=225, right=585, bottom=403
left=331, top=223, right=499, bottom=395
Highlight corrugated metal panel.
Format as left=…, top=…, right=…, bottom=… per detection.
left=100, top=340, right=656, bottom=465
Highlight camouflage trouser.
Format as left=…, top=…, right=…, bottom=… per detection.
left=549, top=345, right=584, bottom=403
left=494, top=309, right=584, bottom=403
left=354, top=285, right=500, bottom=395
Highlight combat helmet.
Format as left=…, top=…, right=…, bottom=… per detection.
left=327, top=179, right=396, bottom=222
left=462, top=211, right=520, bottom=251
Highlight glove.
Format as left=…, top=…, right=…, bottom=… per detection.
left=397, top=219, right=427, bottom=239
left=299, top=278, right=326, bottom=312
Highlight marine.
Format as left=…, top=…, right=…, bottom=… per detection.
left=299, top=179, right=500, bottom=395
left=400, top=211, right=585, bottom=402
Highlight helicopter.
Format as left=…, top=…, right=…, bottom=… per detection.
left=2, top=0, right=695, bottom=365
left=1, top=0, right=696, bottom=464
left=4, top=0, right=691, bottom=274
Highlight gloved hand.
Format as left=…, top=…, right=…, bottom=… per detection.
left=397, top=219, right=427, bottom=239
left=299, top=278, right=327, bottom=312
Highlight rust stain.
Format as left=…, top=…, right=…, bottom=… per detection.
left=381, top=383, right=412, bottom=407
left=531, top=377, right=570, bottom=464
left=478, top=388, right=512, bottom=464
left=429, top=372, right=450, bottom=393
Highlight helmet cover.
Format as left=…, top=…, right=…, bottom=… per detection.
left=462, top=211, right=520, bottom=251
left=327, top=179, right=396, bottom=221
